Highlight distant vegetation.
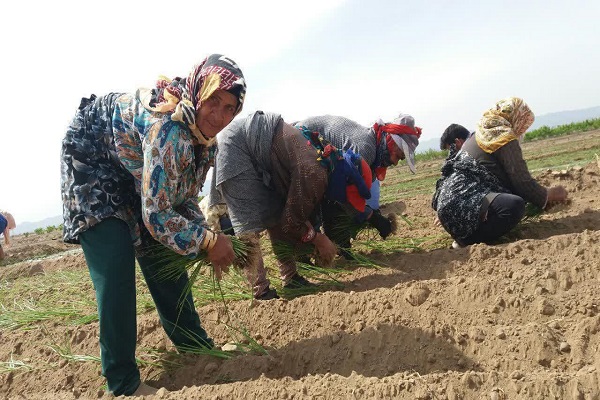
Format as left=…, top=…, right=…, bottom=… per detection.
left=528, top=106, right=600, bottom=131
left=415, top=149, right=448, bottom=162
left=524, top=118, right=600, bottom=142
left=33, top=225, right=63, bottom=235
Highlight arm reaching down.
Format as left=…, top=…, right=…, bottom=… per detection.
left=494, top=141, right=551, bottom=208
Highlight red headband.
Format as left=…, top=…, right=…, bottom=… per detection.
left=373, top=123, right=422, bottom=142
left=372, top=123, right=422, bottom=181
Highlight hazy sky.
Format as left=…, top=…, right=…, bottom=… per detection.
left=2, top=0, right=599, bottom=223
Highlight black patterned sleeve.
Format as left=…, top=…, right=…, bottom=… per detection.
left=494, top=140, right=548, bottom=208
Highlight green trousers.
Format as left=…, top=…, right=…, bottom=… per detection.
left=80, top=218, right=212, bottom=396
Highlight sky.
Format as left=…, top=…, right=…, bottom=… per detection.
left=1, top=0, right=599, bottom=223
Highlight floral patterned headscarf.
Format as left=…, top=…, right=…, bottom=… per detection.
left=475, top=97, right=534, bottom=153
left=141, top=54, right=246, bottom=145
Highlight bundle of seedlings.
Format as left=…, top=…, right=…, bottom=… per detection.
left=144, top=236, right=270, bottom=356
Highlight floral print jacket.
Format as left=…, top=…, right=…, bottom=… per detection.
left=61, top=93, right=214, bottom=257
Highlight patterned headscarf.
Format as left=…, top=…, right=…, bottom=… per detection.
left=141, top=54, right=246, bottom=145
left=476, top=97, right=534, bottom=153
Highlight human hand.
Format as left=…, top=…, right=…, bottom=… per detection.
left=369, top=210, right=393, bottom=239
left=546, top=186, right=568, bottom=206
left=433, top=215, right=442, bottom=227
left=206, top=233, right=234, bottom=280
left=312, top=233, right=337, bottom=266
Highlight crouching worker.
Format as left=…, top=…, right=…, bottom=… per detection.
left=432, top=97, right=568, bottom=247
left=212, top=111, right=373, bottom=300
left=296, top=113, right=421, bottom=256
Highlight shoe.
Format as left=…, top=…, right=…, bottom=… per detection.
left=255, top=287, right=280, bottom=300
left=132, top=382, right=159, bottom=397
left=283, top=273, right=316, bottom=289
left=451, top=240, right=465, bottom=249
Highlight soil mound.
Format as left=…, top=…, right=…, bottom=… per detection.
left=1, top=132, right=599, bottom=399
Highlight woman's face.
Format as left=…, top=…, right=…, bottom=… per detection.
left=388, top=140, right=406, bottom=166
left=196, top=89, right=238, bottom=138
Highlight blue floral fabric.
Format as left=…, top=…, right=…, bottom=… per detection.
left=61, top=93, right=213, bottom=256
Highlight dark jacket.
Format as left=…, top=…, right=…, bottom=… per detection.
left=462, top=137, right=547, bottom=208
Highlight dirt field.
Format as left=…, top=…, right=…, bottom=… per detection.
left=1, top=130, right=599, bottom=399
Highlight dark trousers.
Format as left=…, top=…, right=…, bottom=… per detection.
left=80, top=218, right=212, bottom=396
left=462, top=193, right=526, bottom=245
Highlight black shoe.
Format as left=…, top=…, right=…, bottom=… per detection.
left=283, top=273, right=316, bottom=289
left=255, top=287, right=280, bottom=300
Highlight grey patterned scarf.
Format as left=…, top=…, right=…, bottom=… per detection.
left=214, top=111, right=282, bottom=188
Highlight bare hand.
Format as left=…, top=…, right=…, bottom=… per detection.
left=546, top=185, right=568, bottom=206
left=206, top=233, right=234, bottom=280
left=433, top=215, right=442, bottom=227
left=312, top=233, right=337, bottom=266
